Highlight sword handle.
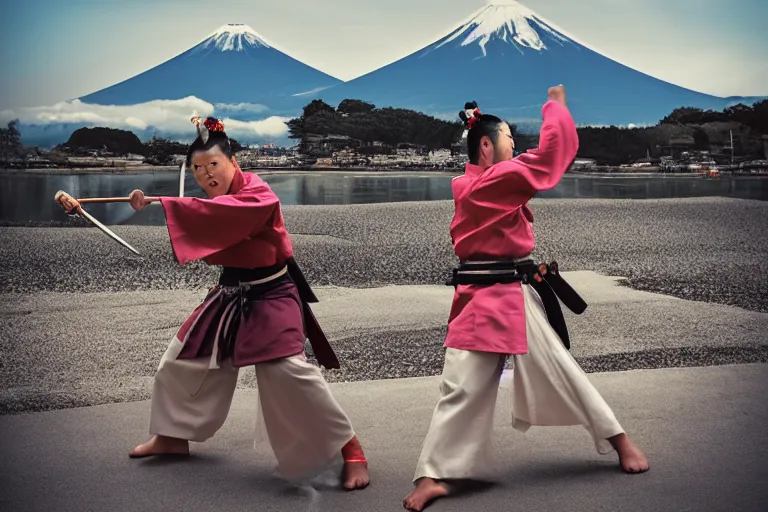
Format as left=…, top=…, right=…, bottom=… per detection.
left=75, top=196, right=161, bottom=204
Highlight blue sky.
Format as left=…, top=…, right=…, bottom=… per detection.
left=1, top=0, right=766, bottom=111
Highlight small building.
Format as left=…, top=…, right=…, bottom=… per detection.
left=450, top=141, right=466, bottom=155
left=303, top=134, right=361, bottom=156
left=571, top=158, right=597, bottom=169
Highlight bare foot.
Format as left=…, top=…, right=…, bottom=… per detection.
left=340, top=436, right=370, bottom=490
left=342, top=461, right=370, bottom=490
left=403, top=478, right=450, bottom=511
left=129, top=435, right=190, bottom=458
left=609, top=433, right=649, bottom=473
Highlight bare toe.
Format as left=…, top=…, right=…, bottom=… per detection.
left=342, top=461, right=370, bottom=490
left=129, top=436, right=189, bottom=458
left=403, top=479, right=450, bottom=511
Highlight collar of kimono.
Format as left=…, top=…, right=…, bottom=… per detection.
left=228, top=159, right=246, bottom=194
left=464, top=162, right=488, bottom=176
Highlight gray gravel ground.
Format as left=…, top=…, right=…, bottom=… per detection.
left=1, top=197, right=766, bottom=311
left=1, top=197, right=767, bottom=414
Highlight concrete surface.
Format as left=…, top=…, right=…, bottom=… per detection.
left=1, top=363, right=767, bottom=512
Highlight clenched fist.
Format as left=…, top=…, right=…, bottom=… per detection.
left=548, top=85, right=567, bottom=107
left=55, top=191, right=80, bottom=213
left=129, top=189, right=150, bottom=212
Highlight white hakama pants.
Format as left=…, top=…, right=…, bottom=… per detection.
left=148, top=342, right=356, bottom=481
left=413, top=284, right=624, bottom=481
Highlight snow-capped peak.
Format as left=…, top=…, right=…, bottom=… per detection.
left=437, top=1, right=569, bottom=56
left=203, top=24, right=272, bottom=51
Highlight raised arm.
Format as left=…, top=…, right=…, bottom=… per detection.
left=468, top=94, right=579, bottom=206
left=159, top=187, right=279, bottom=265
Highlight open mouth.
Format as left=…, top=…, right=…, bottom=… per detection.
left=209, top=180, right=219, bottom=188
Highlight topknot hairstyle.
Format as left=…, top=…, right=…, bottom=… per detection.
left=458, top=101, right=483, bottom=130
left=203, top=116, right=224, bottom=133
left=186, top=115, right=232, bottom=166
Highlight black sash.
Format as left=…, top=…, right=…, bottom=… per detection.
left=218, top=259, right=339, bottom=369
left=446, top=259, right=587, bottom=350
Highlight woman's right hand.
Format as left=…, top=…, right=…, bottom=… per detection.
left=129, top=189, right=149, bottom=211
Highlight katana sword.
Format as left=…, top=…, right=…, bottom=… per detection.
left=179, top=160, right=186, bottom=198
left=55, top=190, right=141, bottom=255
left=78, top=205, right=140, bottom=255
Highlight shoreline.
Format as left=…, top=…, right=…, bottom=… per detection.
left=3, top=165, right=766, bottom=178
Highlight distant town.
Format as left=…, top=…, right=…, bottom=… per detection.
left=1, top=98, right=767, bottom=175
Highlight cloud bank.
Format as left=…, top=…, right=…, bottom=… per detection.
left=0, top=96, right=290, bottom=141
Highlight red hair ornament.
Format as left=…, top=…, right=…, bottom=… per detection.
left=466, top=108, right=482, bottom=129
left=190, top=113, right=225, bottom=143
left=204, top=117, right=224, bottom=132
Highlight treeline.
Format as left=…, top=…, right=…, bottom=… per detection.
left=0, top=120, right=23, bottom=165
left=286, top=99, right=463, bottom=153
left=56, top=127, right=244, bottom=165
left=288, top=98, right=768, bottom=164
left=660, top=102, right=768, bottom=132
left=575, top=101, right=768, bottom=164
left=5, top=97, right=767, bottom=168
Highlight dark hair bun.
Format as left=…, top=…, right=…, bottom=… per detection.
left=204, top=117, right=225, bottom=132
left=459, top=101, right=482, bottom=128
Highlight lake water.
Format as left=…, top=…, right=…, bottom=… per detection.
left=1, top=169, right=766, bottom=226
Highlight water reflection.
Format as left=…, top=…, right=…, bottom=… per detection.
left=1, top=170, right=765, bottom=226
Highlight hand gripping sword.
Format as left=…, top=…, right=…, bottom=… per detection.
left=55, top=115, right=210, bottom=255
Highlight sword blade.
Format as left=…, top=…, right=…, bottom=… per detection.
left=179, top=160, right=186, bottom=197
left=77, top=207, right=140, bottom=255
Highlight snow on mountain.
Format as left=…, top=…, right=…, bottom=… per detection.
left=202, top=23, right=272, bottom=51
left=311, top=1, right=764, bottom=128
left=77, top=23, right=340, bottom=111
left=436, top=2, right=567, bottom=55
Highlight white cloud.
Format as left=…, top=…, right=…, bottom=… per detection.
left=0, top=96, right=290, bottom=141
left=214, top=102, right=270, bottom=114
left=291, top=86, right=336, bottom=97
left=575, top=122, right=654, bottom=129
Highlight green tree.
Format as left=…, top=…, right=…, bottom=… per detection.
left=0, top=119, right=23, bottom=165
left=337, top=99, right=375, bottom=115
left=144, top=136, right=188, bottom=165
left=229, top=138, right=245, bottom=152
left=65, top=126, right=146, bottom=155
left=302, top=99, right=335, bottom=118
left=692, top=128, right=710, bottom=150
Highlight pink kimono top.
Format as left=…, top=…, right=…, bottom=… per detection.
left=158, top=170, right=307, bottom=366
left=159, top=171, right=293, bottom=268
left=444, top=100, right=579, bottom=355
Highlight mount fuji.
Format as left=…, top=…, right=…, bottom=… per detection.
left=9, top=24, right=342, bottom=147
left=310, top=1, right=765, bottom=128
left=78, top=24, right=339, bottom=111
